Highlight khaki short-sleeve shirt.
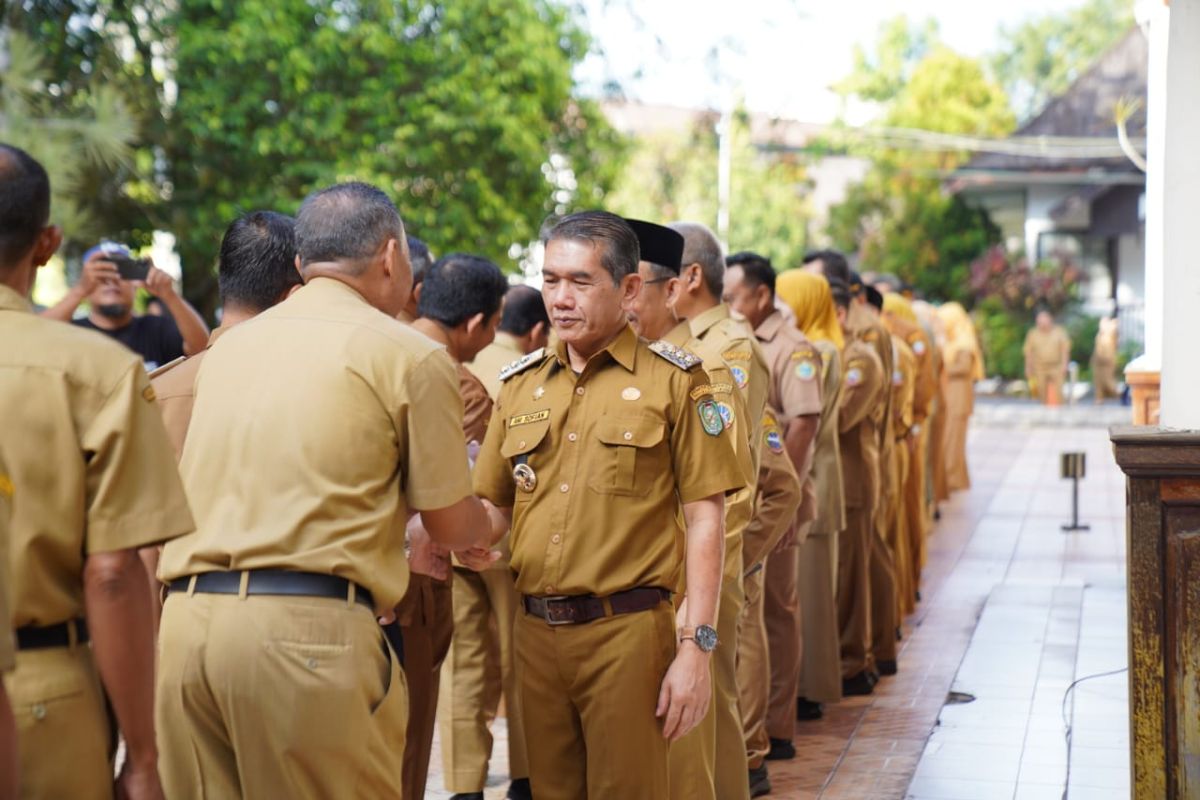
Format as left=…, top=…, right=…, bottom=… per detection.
left=754, top=311, right=823, bottom=424
left=0, top=284, right=194, bottom=627
left=811, top=341, right=846, bottom=536
left=158, top=278, right=472, bottom=610
left=473, top=324, right=744, bottom=597
left=467, top=332, right=524, bottom=400
left=837, top=340, right=886, bottom=510
left=149, top=327, right=232, bottom=461
left=0, top=465, right=15, bottom=671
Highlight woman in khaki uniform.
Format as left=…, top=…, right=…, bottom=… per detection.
left=1091, top=316, right=1120, bottom=402
left=936, top=302, right=984, bottom=493
left=776, top=270, right=846, bottom=716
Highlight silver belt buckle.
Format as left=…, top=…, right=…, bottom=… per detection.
left=541, top=596, right=575, bottom=625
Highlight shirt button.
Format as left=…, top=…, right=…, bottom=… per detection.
left=551, top=534, right=561, bottom=544
left=575, top=386, right=585, bottom=396
left=623, top=431, right=633, bottom=440
left=559, top=483, right=570, bottom=493
left=545, top=585, right=555, bottom=594
left=32, top=703, right=46, bottom=721
left=568, top=432, right=578, bottom=442
left=518, top=440, right=526, bottom=449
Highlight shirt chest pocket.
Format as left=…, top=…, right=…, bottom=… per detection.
left=500, top=420, right=550, bottom=502
left=588, top=415, right=666, bottom=497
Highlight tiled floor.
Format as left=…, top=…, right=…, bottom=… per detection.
left=424, top=403, right=1131, bottom=799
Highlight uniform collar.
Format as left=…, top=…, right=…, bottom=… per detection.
left=687, top=303, right=731, bottom=339
left=0, top=283, right=31, bottom=314
left=304, top=275, right=373, bottom=306
left=754, top=310, right=785, bottom=342
left=493, top=331, right=523, bottom=356
left=553, top=322, right=638, bottom=373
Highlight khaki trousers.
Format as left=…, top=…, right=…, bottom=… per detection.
left=156, top=592, right=407, bottom=800
left=797, top=531, right=842, bottom=704
left=905, top=430, right=930, bottom=598
left=763, top=537, right=803, bottom=741
left=870, top=503, right=899, bottom=665
left=891, top=442, right=915, bottom=618
left=397, top=573, right=454, bottom=800
left=7, top=643, right=112, bottom=800
left=1033, top=369, right=1064, bottom=405
left=670, top=535, right=749, bottom=800
left=737, top=568, right=770, bottom=769
left=515, top=602, right=676, bottom=799
left=837, top=505, right=873, bottom=678
left=438, top=566, right=528, bottom=792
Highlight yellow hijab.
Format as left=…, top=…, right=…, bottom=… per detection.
left=882, top=292, right=918, bottom=325
left=936, top=302, right=985, bottom=380
left=776, top=270, right=844, bottom=349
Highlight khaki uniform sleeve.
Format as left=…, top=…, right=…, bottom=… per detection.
left=893, top=349, right=916, bottom=438
left=473, top=388, right=516, bottom=508
left=779, top=345, right=824, bottom=421
left=908, top=332, right=936, bottom=422
left=672, top=369, right=745, bottom=504
left=404, top=350, right=473, bottom=511
left=81, top=362, right=195, bottom=554
left=742, top=427, right=802, bottom=571
left=459, top=368, right=493, bottom=445
left=838, top=348, right=884, bottom=434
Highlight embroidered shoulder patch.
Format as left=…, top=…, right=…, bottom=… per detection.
left=499, top=348, right=549, bottom=382
left=649, top=340, right=702, bottom=371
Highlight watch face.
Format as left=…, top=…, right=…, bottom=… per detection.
left=695, top=624, right=719, bottom=652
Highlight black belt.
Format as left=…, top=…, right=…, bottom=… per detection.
left=16, top=618, right=89, bottom=650
left=169, top=570, right=374, bottom=610
left=523, top=587, right=671, bottom=626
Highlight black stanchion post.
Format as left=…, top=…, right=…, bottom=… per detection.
left=1061, top=452, right=1090, bottom=532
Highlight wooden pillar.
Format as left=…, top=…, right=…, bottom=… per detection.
left=1111, top=426, right=1200, bottom=798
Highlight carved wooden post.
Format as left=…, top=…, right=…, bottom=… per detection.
left=1111, top=426, right=1200, bottom=798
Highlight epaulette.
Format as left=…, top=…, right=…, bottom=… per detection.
left=648, top=340, right=703, bottom=371
left=147, top=355, right=187, bottom=380
left=499, top=348, right=550, bottom=382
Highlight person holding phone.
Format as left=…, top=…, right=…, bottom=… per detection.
left=41, top=242, right=209, bottom=370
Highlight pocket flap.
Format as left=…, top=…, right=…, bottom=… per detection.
left=596, top=416, right=665, bottom=448
left=500, top=421, right=550, bottom=458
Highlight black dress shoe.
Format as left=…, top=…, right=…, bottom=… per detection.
left=867, top=668, right=880, bottom=685
left=796, top=697, right=824, bottom=720
left=507, top=778, right=533, bottom=800
left=449, top=794, right=483, bottom=800
left=877, top=658, right=898, bottom=676
left=766, top=737, right=796, bottom=760
left=749, top=764, right=772, bottom=797
left=842, top=671, right=875, bottom=696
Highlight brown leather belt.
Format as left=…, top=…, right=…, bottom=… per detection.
left=523, top=587, right=671, bottom=626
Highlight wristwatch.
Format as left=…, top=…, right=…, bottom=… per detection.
left=678, top=624, right=719, bottom=653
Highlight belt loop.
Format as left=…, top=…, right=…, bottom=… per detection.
left=187, top=574, right=198, bottom=597
left=67, top=619, right=78, bottom=649
left=602, top=597, right=614, bottom=617
left=238, top=571, right=250, bottom=600
left=346, top=582, right=356, bottom=609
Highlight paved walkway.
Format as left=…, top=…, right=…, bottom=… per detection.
left=424, top=401, right=1131, bottom=799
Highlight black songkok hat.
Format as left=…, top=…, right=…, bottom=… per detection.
left=864, top=284, right=884, bottom=311
left=625, top=218, right=685, bottom=273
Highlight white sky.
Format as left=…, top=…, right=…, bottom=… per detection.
left=576, top=0, right=1090, bottom=122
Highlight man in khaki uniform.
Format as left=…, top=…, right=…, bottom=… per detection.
left=396, top=234, right=434, bottom=323
left=468, top=284, right=550, bottom=397
left=157, top=183, right=502, bottom=799
left=408, top=255, right=529, bottom=800
left=829, top=281, right=887, bottom=694
left=668, top=221, right=769, bottom=800
left=1024, top=310, right=1070, bottom=405
left=625, top=219, right=755, bottom=800
left=0, top=144, right=195, bottom=800
left=0, top=466, right=19, bottom=796
left=723, top=253, right=822, bottom=768
left=474, top=211, right=743, bottom=799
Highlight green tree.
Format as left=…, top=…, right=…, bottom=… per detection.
left=607, top=109, right=813, bottom=269
left=991, top=0, right=1135, bottom=120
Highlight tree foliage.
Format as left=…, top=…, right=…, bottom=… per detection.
left=991, top=0, right=1135, bottom=121
left=3, top=1, right=623, bottom=316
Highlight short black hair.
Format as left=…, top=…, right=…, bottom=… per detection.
left=827, top=278, right=852, bottom=310
left=296, top=181, right=402, bottom=271
left=864, top=284, right=884, bottom=311
left=418, top=253, right=508, bottom=328
left=802, top=249, right=850, bottom=284
left=544, top=211, right=639, bottom=285
left=726, top=251, right=776, bottom=296
left=499, top=284, right=549, bottom=336
left=0, top=144, right=51, bottom=266
left=408, top=235, right=433, bottom=287
left=218, top=211, right=301, bottom=313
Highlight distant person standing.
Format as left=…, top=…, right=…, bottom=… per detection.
left=41, top=243, right=209, bottom=370
left=936, top=302, right=984, bottom=493
left=467, top=284, right=550, bottom=397
left=1023, top=310, right=1070, bottom=405
left=1091, top=316, right=1120, bottom=403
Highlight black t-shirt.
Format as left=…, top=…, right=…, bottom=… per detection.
left=73, top=315, right=185, bottom=371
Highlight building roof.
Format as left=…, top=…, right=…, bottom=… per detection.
left=601, top=100, right=825, bottom=151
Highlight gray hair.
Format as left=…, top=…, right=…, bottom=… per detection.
left=296, top=182, right=403, bottom=274
left=670, top=221, right=725, bottom=299
left=544, top=211, right=640, bottom=285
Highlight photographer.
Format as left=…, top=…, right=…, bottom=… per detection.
left=41, top=243, right=209, bottom=370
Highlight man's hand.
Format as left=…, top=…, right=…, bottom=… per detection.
left=78, top=251, right=120, bottom=294
left=139, top=265, right=176, bottom=298
left=407, top=521, right=450, bottom=581
left=655, top=646, right=712, bottom=742
left=115, top=757, right=165, bottom=800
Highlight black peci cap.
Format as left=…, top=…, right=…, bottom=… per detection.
left=625, top=218, right=685, bottom=273
left=864, top=284, right=884, bottom=311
